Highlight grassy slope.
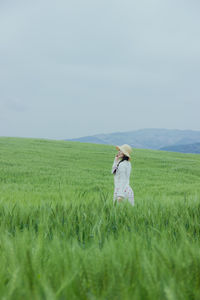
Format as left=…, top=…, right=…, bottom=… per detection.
left=0, top=137, right=200, bottom=300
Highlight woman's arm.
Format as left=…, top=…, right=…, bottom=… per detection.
left=111, top=157, right=119, bottom=174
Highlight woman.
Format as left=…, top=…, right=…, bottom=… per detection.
left=111, top=144, right=134, bottom=206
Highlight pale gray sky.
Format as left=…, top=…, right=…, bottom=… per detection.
left=0, top=0, right=200, bottom=139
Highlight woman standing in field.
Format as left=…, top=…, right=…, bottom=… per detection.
left=111, top=144, right=134, bottom=206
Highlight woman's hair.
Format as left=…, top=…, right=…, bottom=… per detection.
left=113, top=154, right=129, bottom=174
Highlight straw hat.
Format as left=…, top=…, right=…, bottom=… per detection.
left=116, top=144, right=132, bottom=158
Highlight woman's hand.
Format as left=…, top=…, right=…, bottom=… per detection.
left=115, top=151, right=123, bottom=161
left=117, top=197, right=123, bottom=203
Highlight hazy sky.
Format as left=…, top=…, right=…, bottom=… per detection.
left=0, top=0, right=200, bottom=139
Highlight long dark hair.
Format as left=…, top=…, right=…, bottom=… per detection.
left=113, top=154, right=129, bottom=174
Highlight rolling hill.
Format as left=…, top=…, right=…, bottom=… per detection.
left=67, top=128, right=200, bottom=153
left=0, top=137, right=200, bottom=299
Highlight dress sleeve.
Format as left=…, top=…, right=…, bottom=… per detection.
left=111, top=158, right=119, bottom=174
left=126, top=162, right=131, bottom=179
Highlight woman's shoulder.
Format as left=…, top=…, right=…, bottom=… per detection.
left=121, top=159, right=131, bottom=164
left=120, top=160, right=131, bottom=167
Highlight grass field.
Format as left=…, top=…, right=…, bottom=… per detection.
left=0, top=137, right=200, bottom=300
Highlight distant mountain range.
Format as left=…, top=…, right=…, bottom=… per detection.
left=160, top=142, right=200, bottom=154
left=66, top=128, right=200, bottom=154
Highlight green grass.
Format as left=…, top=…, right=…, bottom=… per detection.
left=0, top=137, right=200, bottom=300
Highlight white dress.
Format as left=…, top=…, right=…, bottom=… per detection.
left=111, top=158, right=134, bottom=206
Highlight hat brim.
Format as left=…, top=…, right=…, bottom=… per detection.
left=115, top=145, right=131, bottom=158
